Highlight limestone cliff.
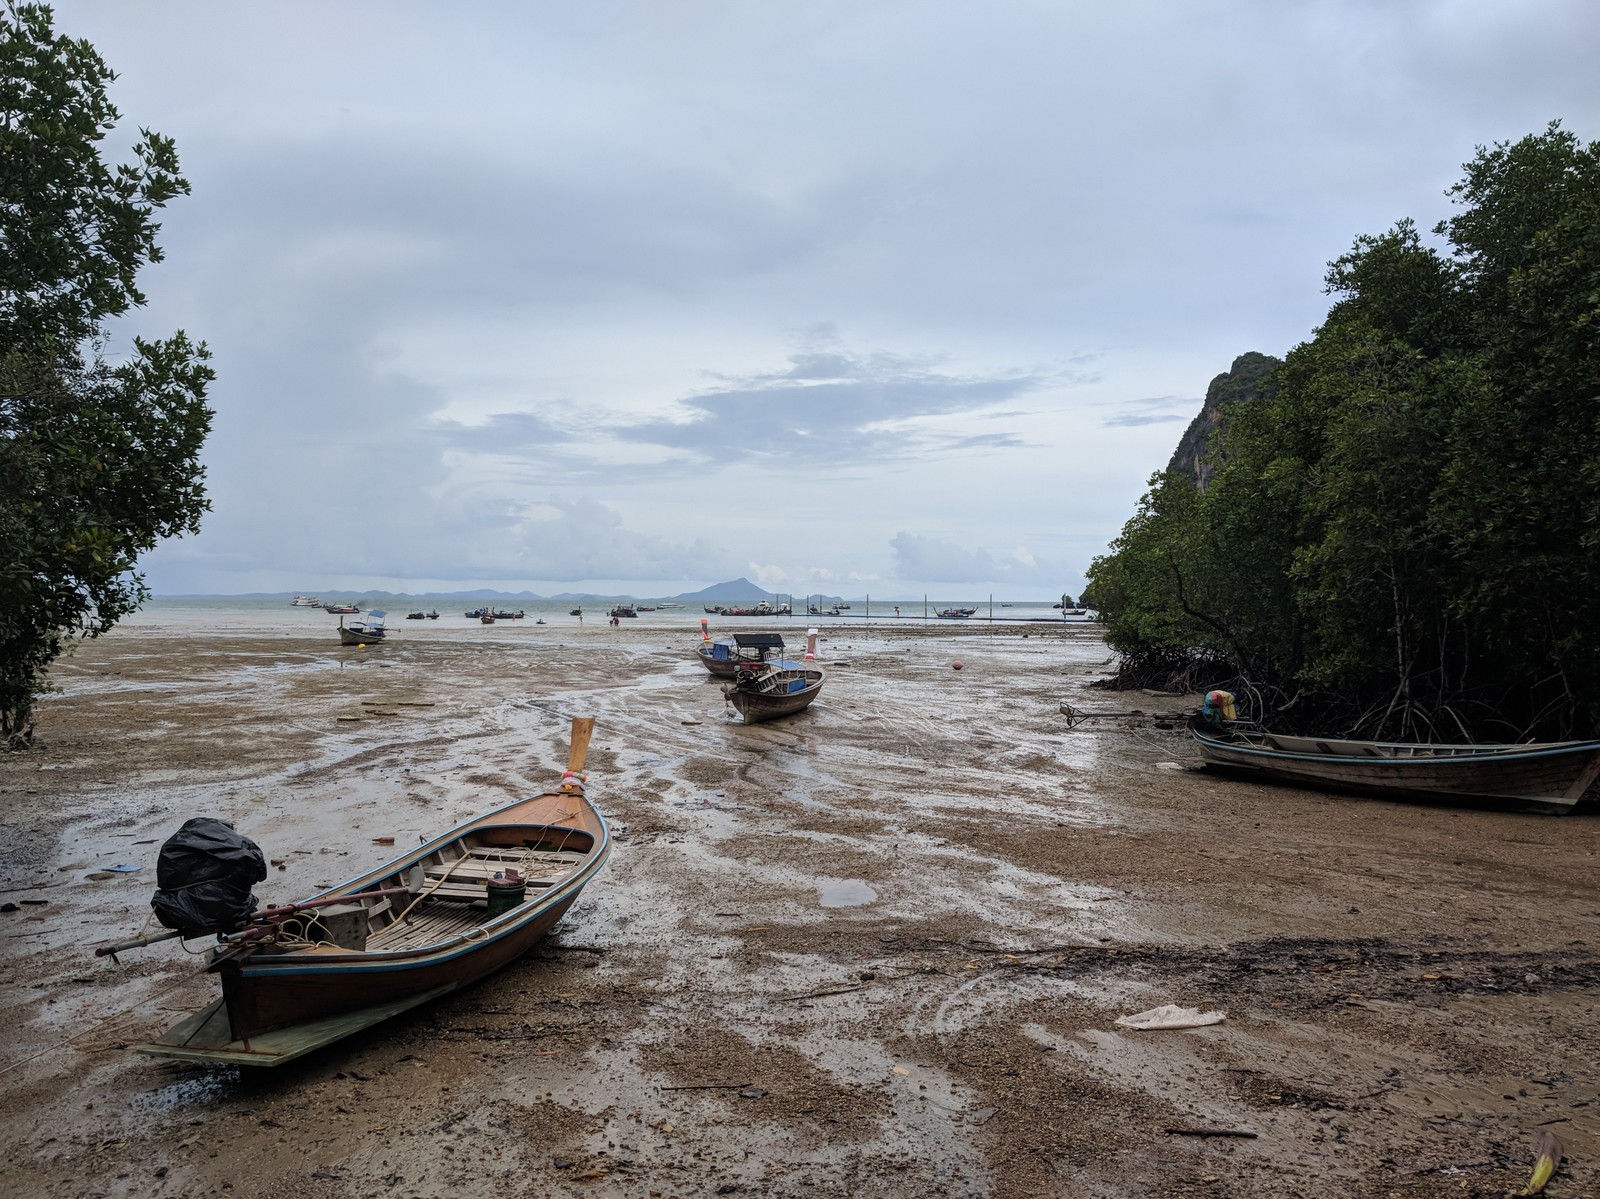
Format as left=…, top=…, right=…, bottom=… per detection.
left=1166, top=351, right=1281, bottom=488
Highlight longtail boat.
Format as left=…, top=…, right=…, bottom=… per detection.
left=337, top=610, right=387, bottom=645
left=696, top=630, right=794, bottom=678
left=723, top=664, right=824, bottom=724
left=1192, top=719, right=1600, bottom=813
left=128, top=718, right=610, bottom=1065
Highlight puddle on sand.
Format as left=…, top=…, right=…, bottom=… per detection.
left=818, top=878, right=877, bottom=907
left=132, top=1067, right=244, bottom=1115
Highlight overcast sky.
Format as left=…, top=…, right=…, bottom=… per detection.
left=60, top=0, right=1600, bottom=598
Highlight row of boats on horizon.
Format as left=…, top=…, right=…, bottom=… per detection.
left=291, top=594, right=1089, bottom=620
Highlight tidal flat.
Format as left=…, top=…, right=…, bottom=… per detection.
left=1, top=620, right=1596, bottom=1198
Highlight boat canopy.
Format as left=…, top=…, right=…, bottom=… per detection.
left=733, top=633, right=785, bottom=649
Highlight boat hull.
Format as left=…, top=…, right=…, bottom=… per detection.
left=697, top=648, right=740, bottom=678
left=218, top=893, right=578, bottom=1039
left=1192, top=723, right=1600, bottom=813
left=724, top=667, right=825, bottom=724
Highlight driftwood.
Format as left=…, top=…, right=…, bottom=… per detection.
left=1163, top=1126, right=1259, bottom=1139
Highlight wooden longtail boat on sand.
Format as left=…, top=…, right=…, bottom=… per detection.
left=696, top=631, right=795, bottom=679
left=723, top=664, right=824, bottom=724
left=1192, top=718, right=1600, bottom=814
left=337, top=611, right=387, bottom=645
left=130, top=719, right=610, bottom=1065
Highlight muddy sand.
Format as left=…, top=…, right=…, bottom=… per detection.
left=1, top=621, right=1596, bottom=1199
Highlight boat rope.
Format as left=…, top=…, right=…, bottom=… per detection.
left=393, top=852, right=477, bottom=924
left=264, top=913, right=344, bottom=952
left=0, top=966, right=206, bottom=1079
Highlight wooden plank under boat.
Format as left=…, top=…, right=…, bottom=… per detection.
left=1191, top=719, right=1600, bottom=813
left=723, top=665, right=824, bottom=724
left=136, top=719, right=610, bottom=1065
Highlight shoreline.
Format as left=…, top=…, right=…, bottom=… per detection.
left=1, top=622, right=1595, bottom=1198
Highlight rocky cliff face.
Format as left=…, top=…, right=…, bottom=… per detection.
left=1166, top=351, right=1281, bottom=488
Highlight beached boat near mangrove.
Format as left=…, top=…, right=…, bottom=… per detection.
left=697, top=631, right=794, bottom=679
left=723, top=663, right=824, bottom=724
left=337, top=611, right=387, bottom=645
left=1192, top=719, right=1600, bottom=813
left=127, top=719, right=610, bottom=1066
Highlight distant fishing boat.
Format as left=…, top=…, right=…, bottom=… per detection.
left=1192, top=705, right=1600, bottom=814
left=125, top=719, right=609, bottom=1066
left=290, top=595, right=322, bottom=607
left=723, top=664, right=825, bottom=724
left=609, top=605, right=637, bottom=618
left=569, top=608, right=583, bottom=617
left=324, top=603, right=360, bottom=615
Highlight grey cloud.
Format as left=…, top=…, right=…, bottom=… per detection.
left=1101, top=395, right=1199, bottom=428
left=607, top=348, right=1066, bottom=467
left=1103, top=413, right=1187, bottom=428
left=507, top=497, right=742, bottom=582
left=889, top=532, right=1056, bottom=587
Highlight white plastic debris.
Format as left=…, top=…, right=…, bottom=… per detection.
left=1114, top=1004, right=1227, bottom=1031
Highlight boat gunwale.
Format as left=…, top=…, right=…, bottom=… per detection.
left=1193, top=724, right=1600, bottom=766
left=234, top=791, right=610, bottom=977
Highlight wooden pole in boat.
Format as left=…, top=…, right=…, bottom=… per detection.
left=94, top=885, right=413, bottom=956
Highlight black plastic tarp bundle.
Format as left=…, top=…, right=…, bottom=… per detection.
left=150, top=818, right=268, bottom=936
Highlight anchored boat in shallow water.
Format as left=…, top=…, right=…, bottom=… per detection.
left=1192, top=705, right=1600, bottom=814
left=123, top=719, right=609, bottom=1066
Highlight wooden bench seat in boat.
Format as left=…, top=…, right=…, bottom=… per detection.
left=416, top=847, right=586, bottom=901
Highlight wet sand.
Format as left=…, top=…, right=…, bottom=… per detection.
left=1, top=621, right=1597, bottom=1198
